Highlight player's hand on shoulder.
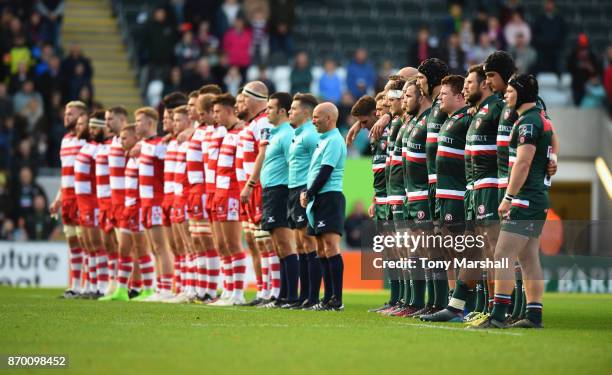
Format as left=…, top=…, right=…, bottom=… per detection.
left=346, top=121, right=361, bottom=147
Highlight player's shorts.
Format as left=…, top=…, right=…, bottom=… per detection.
left=262, top=185, right=289, bottom=231
left=389, top=202, right=406, bottom=222
left=239, top=202, right=249, bottom=222
left=187, top=191, right=209, bottom=221
left=405, top=198, right=433, bottom=230
left=141, top=205, right=164, bottom=229
left=61, top=198, right=79, bottom=226
left=212, top=193, right=241, bottom=222
left=160, top=201, right=172, bottom=227
left=98, top=207, right=114, bottom=233
left=171, top=203, right=189, bottom=224
left=245, top=184, right=263, bottom=224
left=428, top=183, right=440, bottom=220
left=288, top=185, right=307, bottom=229
left=306, top=191, right=345, bottom=236
left=189, top=218, right=211, bottom=235
left=464, top=188, right=475, bottom=231
left=125, top=206, right=144, bottom=233
left=110, top=204, right=125, bottom=228
left=437, top=198, right=465, bottom=234
left=474, top=187, right=499, bottom=225
left=78, top=206, right=99, bottom=228
left=501, top=205, right=547, bottom=238
left=205, top=192, right=215, bottom=221
left=373, top=196, right=387, bottom=221
left=498, top=186, right=507, bottom=205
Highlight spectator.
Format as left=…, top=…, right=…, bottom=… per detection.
left=580, top=74, right=606, bottom=109
left=13, top=80, right=43, bottom=117
left=11, top=166, right=45, bottom=220
left=162, top=66, right=184, bottom=97
left=510, top=32, right=537, bottom=75
left=66, top=62, right=91, bottom=102
left=224, top=66, right=243, bottom=96
left=318, top=58, right=342, bottom=104
left=174, top=29, right=201, bottom=70
left=344, top=200, right=369, bottom=249
left=504, top=11, right=531, bottom=48
left=499, top=0, right=525, bottom=27
left=222, top=16, right=252, bottom=79
left=442, top=33, right=466, bottom=75
left=375, top=60, right=393, bottom=93
left=184, top=0, right=219, bottom=29
left=142, top=7, right=176, bottom=83
left=409, top=26, right=437, bottom=67
left=22, top=194, right=57, bottom=240
left=27, top=11, right=44, bottom=46
left=472, top=7, right=488, bottom=41
left=289, top=51, right=312, bottom=94
left=196, top=20, right=219, bottom=56
left=60, top=43, right=93, bottom=97
left=8, top=34, right=31, bottom=75
left=269, top=0, right=295, bottom=61
left=33, top=43, right=54, bottom=77
left=35, top=54, right=62, bottom=104
left=8, top=62, right=32, bottom=94
left=532, top=0, right=567, bottom=79
left=567, top=33, right=601, bottom=106
left=0, top=117, right=16, bottom=169
left=468, top=33, right=496, bottom=66
left=35, top=0, right=64, bottom=47
left=337, top=91, right=355, bottom=131
left=248, top=8, right=269, bottom=64
left=346, top=48, right=375, bottom=99
left=256, top=64, right=276, bottom=94
left=211, top=53, right=230, bottom=91
left=77, top=85, right=93, bottom=109
left=459, top=19, right=474, bottom=52
left=604, top=46, right=612, bottom=115
left=17, top=92, right=44, bottom=134
left=214, top=0, right=242, bottom=39
left=0, top=83, right=14, bottom=122
left=442, top=2, right=463, bottom=40
left=1, top=218, right=18, bottom=241
left=487, top=16, right=504, bottom=50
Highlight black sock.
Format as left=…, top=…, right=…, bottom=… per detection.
left=284, top=254, right=299, bottom=302
left=425, top=268, right=434, bottom=307
left=279, top=257, right=287, bottom=300
left=525, top=302, right=542, bottom=324
left=319, top=257, right=332, bottom=303
left=389, top=268, right=401, bottom=305
left=409, top=259, right=425, bottom=309
left=298, top=254, right=310, bottom=302
left=433, top=264, right=448, bottom=308
left=328, top=254, right=344, bottom=303
left=475, top=280, right=484, bottom=312
left=307, top=252, right=321, bottom=303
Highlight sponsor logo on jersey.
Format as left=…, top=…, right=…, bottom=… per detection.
left=478, top=204, right=485, bottom=214
left=475, top=117, right=483, bottom=128
left=444, top=213, right=453, bottom=221
left=504, top=110, right=511, bottom=120
left=417, top=210, right=425, bottom=220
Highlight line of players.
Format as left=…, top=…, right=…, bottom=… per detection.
left=54, top=81, right=348, bottom=310
left=347, top=50, right=558, bottom=329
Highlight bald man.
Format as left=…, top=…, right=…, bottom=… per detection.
left=300, top=102, right=347, bottom=311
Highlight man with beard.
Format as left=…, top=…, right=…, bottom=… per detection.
left=51, top=101, right=88, bottom=298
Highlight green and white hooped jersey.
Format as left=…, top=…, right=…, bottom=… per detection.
left=385, top=116, right=406, bottom=205
left=370, top=119, right=391, bottom=202
left=435, top=106, right=471, bottom=201
left=403, top=108, right=431, bottom=202
left=425, top=98, right=448, bottom=185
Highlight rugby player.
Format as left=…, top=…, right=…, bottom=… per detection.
left=287, top=93, right=321, bottom=309
left=52, top=101, right=87, bottom=298
left=300, top=102, right=347, bottom=311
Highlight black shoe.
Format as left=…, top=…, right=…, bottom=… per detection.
left=305, top=300, right=331, bottom=311
left=467, top=316, right=507, bottom=329
left=61, top=289, right=80, bottom=299
left=409, top=305, right=434, bottom=318
left=273, top=298, right=287, bottom=308
left=257, top=296, right=278, bottom=308
left=327, top=297, right=344, bottom=311
left=281, top=300, right=301, bottom=309
left=368, top=302, right=392, bottom=313
left=92, top=291, right=104, bottom=300
left=292, top=299, right=318, bottom=310
left=78, top=291, right=95, bottom=299
left=128, top=289, right=141, bottom=299
left=508, top=318, right=543, bottom=329
left=193, top=294, right=212, bottom=304
left=240, top=298, right=263, bottom=307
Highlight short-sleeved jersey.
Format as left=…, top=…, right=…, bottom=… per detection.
left=243, top=112, right=273, bottom=185
left=74, top=141, right=99, bottom=208
left=508, top=106, right=553, bottom=210
left=138, top=137, right=167, bottom=207
left=216, top=126, right=242, bottom=196
left=205, top=125, right=227, bottom=193
left=125, top=157, right=140, bottom=208
left=236, top=126, right=248, bottom=189
left=60, top=133, right=86, bottom=201
left=425, top=98, right=448, bottom=184
left=288, top=121, right=319, bottom=188
left=307, top=128, right=346, bottom=193
left=465, top=94, right=504, bottom=189
left=261, top=122, right=294, bottom=188
left=371, top=118, right=391, bottom=198
left=174, top=140, right=189, bottom=201
left=95, top=138, right=112, bottom=208
left=108, top=136, right=126, bottom=206
left=385, top=116, right=405, bottom=204
left=403, top=108, right=431, bottom=200
left=163, top=138, right=178, bottom=204
left=186, top=124, right=208, bottom=194
left=387, top=116, right=410, bottom=203
left=435, top=107, right=470, bottom=200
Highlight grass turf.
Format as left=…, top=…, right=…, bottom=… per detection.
left=1, top=288, right=611, bottom=374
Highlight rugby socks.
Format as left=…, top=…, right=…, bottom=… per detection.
left=482, top=272, right=490, bottom=313
left=491, top=293, right=512, bottom=321
left=433, top=261, right=448, bottom=308
left=307, top=252, right=322, bottom=302
left=409, top=257, right=425, bottom=309
left=117, top=256, right=133, bottom=289
left=446, top=280, right=470, bottom=314
left=319, top=257, right=333, bottom=303
left=96, top=250, right=109, bottom=292
left=464, top=285, right=476, bottom=313
left=159, top=274, right=173, bottom=292
left=174, top=255, right=183, bottom=293
left=398, top=273, right=405, bottom=304
left=131, top=279, right=143, bottom=292
left=108, top=252, right=118, bottom=282
left=69, top=247, right=84, bottom=291
left=196, top=251, right=208, bottom=297
left=328, top=254, right=344, bottom=303
left=260, top=251, right=270, bottom=299
left=222, top=256, right=234, bottom=296
left=402, top=269, right=411, bottom=305
left=269, top=252, right=281, bottom=298
left=512, top=266, right=524, bottom=319
left=389, top=268, right=401, bottom=305
left=206, top=249, right=220, bottom=297
left=525, top=302, right=543, bottom=324
left=284, top=254, right=299, bottom=302
left=231, top=252, right=247, bottom=300
left=425, top=268, right=435, bottom=307
left=475, top=280, right=485, bottom=312
left=138, top=254, right=155, bottom=291
left=88, top=252, right=98, bottom=291
left=187, top=254, right=197, bottom=295
left=279, top=257, right=288, bottom=301
left=298, top=254, right=310, bottom=303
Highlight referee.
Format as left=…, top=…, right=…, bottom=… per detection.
left=300, top=103, right=347, bottom=311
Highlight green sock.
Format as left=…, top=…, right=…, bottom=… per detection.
left=403, top=270, right=411, bottom=304
left=491, top=294, right=511, bottom=321
left=389, top=268, right=400, bottom=304
left=447, top=280, right=469, bottom=313
left=464, top=287, right=476, bottom=313
left=398, top=277, right=405, bottom=304
left=433, top=267, right=448, bottom=308
left=525, top=302, right=542, bottom=324
left=425, top=268, right=434, bottom=306
left=409, top=259, right=425, bottom=308
left=475, top=281, right=484, bottom=312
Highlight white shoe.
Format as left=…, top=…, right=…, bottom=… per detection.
left=208, top=298, right=234, bottom=307
left=104, top=280, right=118, bottom=296
left=163, top=293, right=190, bottom=304
left=230, top=295, right=246, bottom=305
left=220, top=290, right=230, bottom=300
left=144, top=290, right=174, bottom=302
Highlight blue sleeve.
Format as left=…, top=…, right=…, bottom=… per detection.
left=320, top=137, right=342, bottom=167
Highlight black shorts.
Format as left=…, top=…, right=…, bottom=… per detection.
left=261, top=185, right=290, bottom=231
left=288, top=185, right=307, bottom=229
left=306, top=191, right=345, bottom=236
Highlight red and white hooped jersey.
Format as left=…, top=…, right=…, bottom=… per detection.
left=95, top=138, right=113, bottom=208
left=108, top=136, right=126, bottom=206
left=174, top=140, right=189, bottom=201
left=163, top=138, right=178, bottom=204
left=186, top=124, right=208, bottom=194
left=215, top=127, right=242, bottom=196
left=205, top=125, right=227, bottom=193
left=236, top=126, right=248, bottom=189
left=74, top=141, right=100, bottom=208
left=138, top=136, right=167, bottom=207
left=125, top=157, right=140, bottom=208
left=242, top=112, right=272, bottom=183
left=60, top=133, right=86, bottom=201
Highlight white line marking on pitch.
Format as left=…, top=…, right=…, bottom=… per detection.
left=397, top=322, right=524, bottom=336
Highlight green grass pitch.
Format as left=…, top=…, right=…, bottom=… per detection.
left=1, top=288, right=611, bottom=374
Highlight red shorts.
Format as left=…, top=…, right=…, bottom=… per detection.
left=61, top=198, right=79, bottom=226
left=160, top=201, right=173, bottom=227
left=79, top=207, right=99, bottom=228
left=187, top=191, right=209, bottom=221
left=98, top=207, right=114, bottom=233
left=125, top=206, right=144, bottom=232
left=239, top=202, right=249, bottom=222
left=171, top=203, right=188, bottom=224
left=141, top=205, right=165, bottom=229
left=212, top=193, right=241, bottom=222
left=111, top=204, right=125, bottom=228
left=205, top=192, right=216, bottom=222
left=245, top=184, right=263, bottom=224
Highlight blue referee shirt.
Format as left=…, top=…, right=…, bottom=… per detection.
left=307, top=127, right=346, bottom=193
left=261, top=121, right=294, bottom=188
left=288, top=121, right=319, bottom=189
